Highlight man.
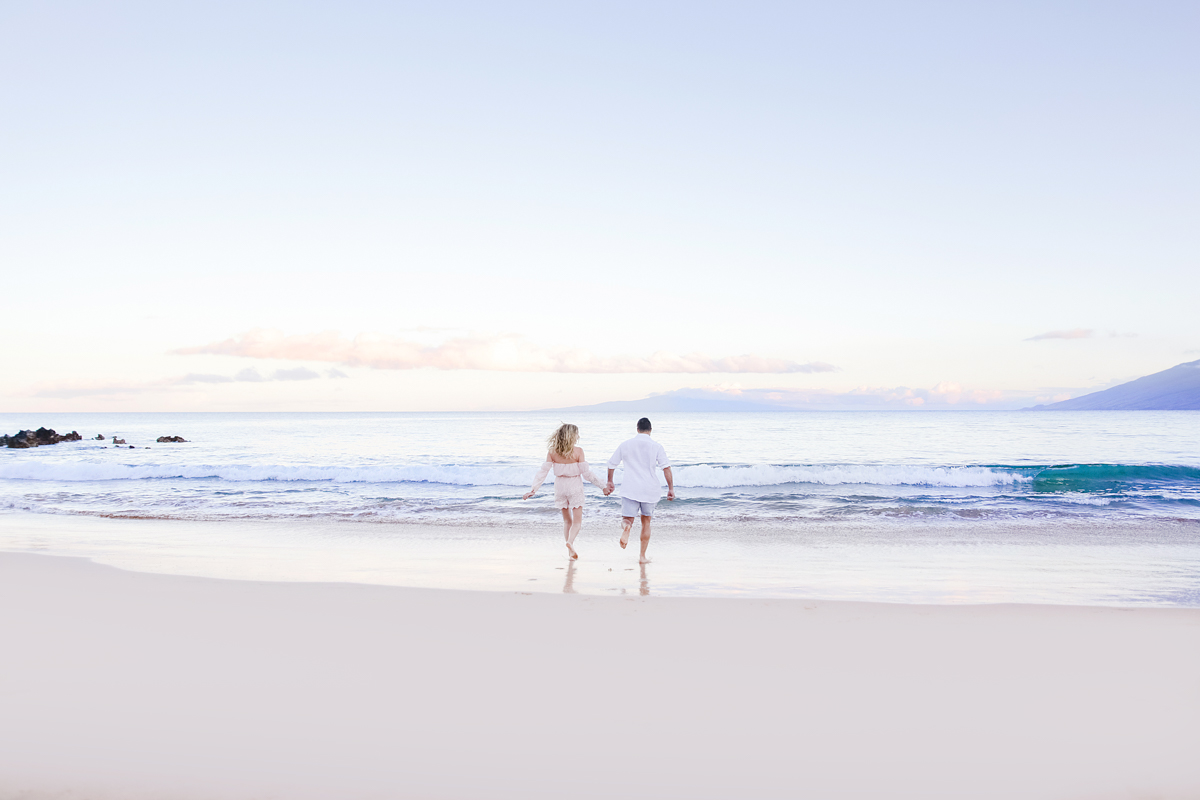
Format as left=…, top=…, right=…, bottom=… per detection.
left=606, top=417, right=675, bottom=564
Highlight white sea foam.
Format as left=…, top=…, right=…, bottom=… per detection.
left=673, top=464, right=1030, bottom=488
left=0, top=461, right=532, bottom=485
left=0, top=460, right=1028, bottom=488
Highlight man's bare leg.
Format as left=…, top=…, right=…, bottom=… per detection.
left=619, top=516, right=634, bottom=549
left=639, top=515, right=652, bottom=563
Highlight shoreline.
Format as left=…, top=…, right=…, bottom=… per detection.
left=2, top=550, right=1199, bottom=799
left=3, top=510, right=1200, bottom=606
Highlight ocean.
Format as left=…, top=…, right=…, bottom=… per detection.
left=2, top=411, right=1199, bottom=605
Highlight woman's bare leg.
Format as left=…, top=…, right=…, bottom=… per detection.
left=561, top=509, right=575, bottom=558
left=560, top=508, right=580, bottom=559
left=566, top=506, right=583, bottom=559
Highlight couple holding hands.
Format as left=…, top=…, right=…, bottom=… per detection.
left=522, top=417, right=675, bottom=563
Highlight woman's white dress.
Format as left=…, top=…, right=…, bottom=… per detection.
left=529, top=461, right=606, bottom=509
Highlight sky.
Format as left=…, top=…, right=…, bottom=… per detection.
left=2, top=1, right=1197, bottom=411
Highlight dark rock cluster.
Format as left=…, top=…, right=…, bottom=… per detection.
left=1, top=428, right=84, bottom=448
left=1, top=427, right=187, bottom=449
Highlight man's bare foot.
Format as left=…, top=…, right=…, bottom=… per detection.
left=566, top=542, right=578, bottom=560
left=639, top=556, right=651, bottom=564
left=619, top=524, right=632, bottom=549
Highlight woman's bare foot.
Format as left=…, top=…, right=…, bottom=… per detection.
left=639, top=556, right=651, bottom=564
left=566, top=542, right=579, bottom=560
left=619, top=523, right=632, bottom=549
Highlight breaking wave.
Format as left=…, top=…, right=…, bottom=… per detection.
left=0, top=460, right=1031, bottom=488
left=673, top=464, right=1029, bottom=488
left=2, top=460, right=1197, bottom=493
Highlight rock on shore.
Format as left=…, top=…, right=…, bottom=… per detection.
left=156, top=436, right=188, bottom=443
left=1, top=428, right=84, bottom=448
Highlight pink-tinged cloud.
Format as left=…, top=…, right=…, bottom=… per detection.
left=1025, top=328, right=1094, bottom=341
left=27, top=368, right=326, bottom=398
left=175, top=329, right=838, bottom=374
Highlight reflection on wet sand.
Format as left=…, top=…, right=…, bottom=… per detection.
left=560, top=560, right=648, bottom=595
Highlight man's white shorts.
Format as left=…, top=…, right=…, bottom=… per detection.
left=620, top=497, right=657, bottom=517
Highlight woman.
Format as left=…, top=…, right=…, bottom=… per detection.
left=522, top=423, right=609, bottom=559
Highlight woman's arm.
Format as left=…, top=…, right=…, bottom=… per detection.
left=574, top=448, right=608, bottom=493
left=523, top=456, right=553, bottom=499
left=579, top=459, right=608, bottom=491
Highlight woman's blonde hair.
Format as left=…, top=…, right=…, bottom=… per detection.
left=547, top=423, right=580, bottom=458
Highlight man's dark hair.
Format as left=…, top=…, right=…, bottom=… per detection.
left=637, top=417, right=652, bottom=432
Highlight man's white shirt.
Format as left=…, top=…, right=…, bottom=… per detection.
left=607, top=433, right=671, bottom=503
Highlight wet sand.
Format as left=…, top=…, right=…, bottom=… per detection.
left=4, top=511, right=1200, bottom=605
left=1, top=551, right=1198, bottom=799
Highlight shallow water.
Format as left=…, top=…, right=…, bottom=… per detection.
left=2, top=411, right=1199, bottom=605
left=3, top=411, right=1199, bottom=525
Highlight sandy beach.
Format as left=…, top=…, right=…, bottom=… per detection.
left=2, top=550, right=1198, bottom=799
left=7, top=0, right=1199, bottom=794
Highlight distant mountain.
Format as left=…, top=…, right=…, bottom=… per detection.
left=540, top=394, right=785, bottom=413
left=545, top=384, right=1047, bottom=412
left=1028, top=359, right=1200, bottom=410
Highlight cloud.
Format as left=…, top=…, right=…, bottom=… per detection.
left=1026, top=329, right=1094, bottom=341
left=169, top=368, right=319, bottom=385
left=26, top=382, right=166, bottom=400
left=235, top=368, right=265, bottom=382
left=175, top=373, right=234, bottom=384
left=273, top=367, right=321, bottom=381
left=175, top=329, right=837, bottom=374
left=28, top=366, right=330, bottom=398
